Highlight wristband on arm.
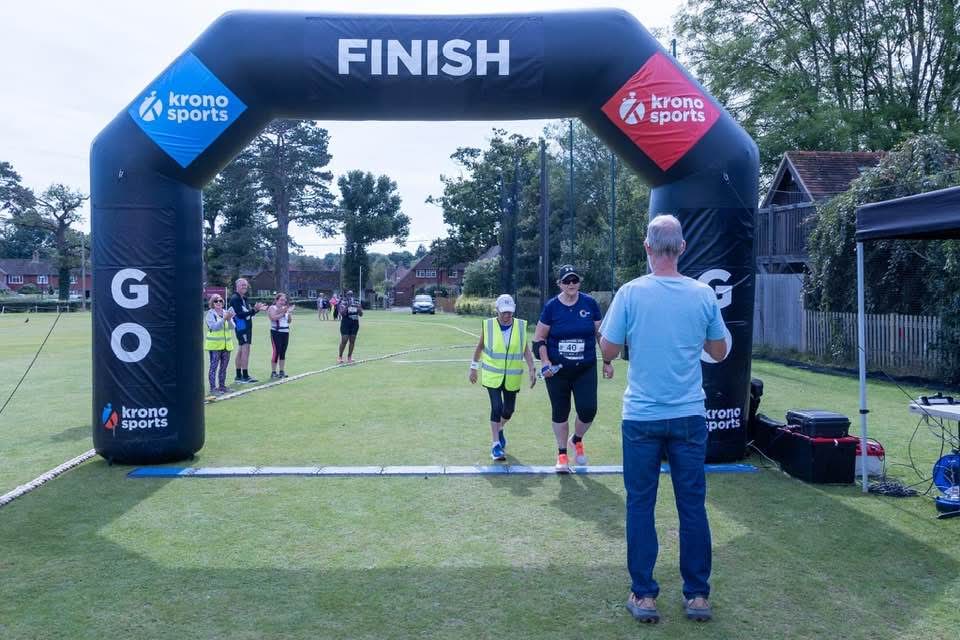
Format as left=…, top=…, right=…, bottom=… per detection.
left=470, top=361, right=480, bottom=370
left=532, top=340, right=546, bottom=359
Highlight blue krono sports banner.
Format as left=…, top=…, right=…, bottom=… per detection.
left=128, top=52, right=247, bottom=168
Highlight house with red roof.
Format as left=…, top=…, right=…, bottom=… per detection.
left=759, top=151, right=885, bottom=273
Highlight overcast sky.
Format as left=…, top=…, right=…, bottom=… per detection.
left=0, top=1, right=682, bottom=256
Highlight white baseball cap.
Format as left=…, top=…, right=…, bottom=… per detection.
left=495, top=294, right=516, bottom=313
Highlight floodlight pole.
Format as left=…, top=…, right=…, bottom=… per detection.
left=856, top=241, right=868, bottom=493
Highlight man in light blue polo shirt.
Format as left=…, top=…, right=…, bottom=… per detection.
left=600, top=214, right=728, bottom=624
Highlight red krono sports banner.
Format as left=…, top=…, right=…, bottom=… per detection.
left=601, top=52, right=720, bottom=171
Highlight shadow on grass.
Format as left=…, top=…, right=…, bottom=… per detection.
left=707, top=473, right=960, bottom=638
left=2, top=464, right=958, bottom=640
left=551, top=473, right=624, bottom=540
left=48, top=424, right=90, bottom=443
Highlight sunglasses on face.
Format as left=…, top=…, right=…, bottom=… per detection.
left=561, top=277, right=580, bottom=285
left=212, top=299, right=223, bottom=304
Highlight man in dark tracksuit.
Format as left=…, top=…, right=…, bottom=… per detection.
left=229, top=278, right=266, bottom=383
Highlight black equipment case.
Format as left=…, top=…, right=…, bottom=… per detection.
left=752, top=413, right=783, bottom=455
left=785, top=409, right=850, bottom=438
left=773, top=427, right=856, bottom=484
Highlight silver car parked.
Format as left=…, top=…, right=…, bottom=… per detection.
left=411, top=294, right=435, bottom=314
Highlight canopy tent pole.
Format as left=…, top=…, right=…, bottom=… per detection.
left=856, top=241, right=869, bottom=492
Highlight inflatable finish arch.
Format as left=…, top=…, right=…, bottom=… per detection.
left=91, top=10, right=758, bottom=464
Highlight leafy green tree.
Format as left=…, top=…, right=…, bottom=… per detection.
left=203, top=151, right=268, bottom=286
left=368, top=253, right=393, bottom=293
left=14, top=184, right=88, bottom=300
left=249, top=120, right=338, bottom=292
left=432, top=123, right=651, bottom=296
left=387, top=250, right=415, bottom=267
left=428, top=129, right=539, bottom=290
left=337, top=170, right=409, bottom=293
left=544, top=121, right=651, bottom=288
left=806, top=133, right=960, bottom=380
left=673, top=0, right=960, bottom=173
left=321, top=252, right=342, bottom=270
left=0, top=161, right=52, bottom=259
left=461, top=257, right=501, bottom=297
left=0, top=161, right=36, bottom=216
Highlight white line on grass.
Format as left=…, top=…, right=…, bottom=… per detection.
left=0, top=449, right=97, bottom=509
left=0, top=343, right=477, bottom=509
left=393, top=359, right=472, bottom=364
left=211, top=343, right=475, bottom=402
left=363, top=319, right=480, bottom=339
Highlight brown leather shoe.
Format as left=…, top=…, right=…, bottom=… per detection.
left=626, top=593, right=659, bottom=623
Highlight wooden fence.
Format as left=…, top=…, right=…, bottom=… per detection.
left=752, top=273, right=948, bottom=377
left=804, top=311, right=945, bottom=377
left=753, top=274, right=805, bottom=350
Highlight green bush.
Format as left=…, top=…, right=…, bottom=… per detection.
left=461, top=257, right=500, bottom=297
left=455, top=296, right=495, bottom=316
left=18, top=283, right=40, bottom=295
left=516, top=285, right=539, bottom=298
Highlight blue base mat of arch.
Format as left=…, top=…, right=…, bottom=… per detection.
left=128, top=463, right=758, bottom=478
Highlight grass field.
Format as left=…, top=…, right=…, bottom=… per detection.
left=1, top=309, right=958, bottom=639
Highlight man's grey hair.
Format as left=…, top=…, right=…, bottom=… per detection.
left=645, top=214, right=684, bottom=257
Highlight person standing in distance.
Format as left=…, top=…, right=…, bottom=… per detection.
left=532, top=265, right=612, bottom=472
left=317, top=293, right=330, bottom=321
left=229, top=278, right=266, bottom=384
left=599, top=214, right=727, bottom=624
left=204, top=294, right=235, bottom=395
left=268, top=292, right=295, bottom=379
left=337, top=290, right=363, bottom=364
left=468, top=294, right=537, bottom=460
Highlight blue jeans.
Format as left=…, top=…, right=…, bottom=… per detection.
left=622, top=415, right=711, bottom=600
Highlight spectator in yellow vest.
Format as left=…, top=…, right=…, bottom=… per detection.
left=468, top=294, right=537, bottom=460
left=205, top=294, right=235, bottom=395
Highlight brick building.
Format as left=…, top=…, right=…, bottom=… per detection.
left=392, top=253, right=465, bottom=306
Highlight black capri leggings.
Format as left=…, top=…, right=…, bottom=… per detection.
left=544, top=361, right=598, bottom=424
left=270, top=330, right=289, bottom=363
left=486, top=383, right=518, bottom=423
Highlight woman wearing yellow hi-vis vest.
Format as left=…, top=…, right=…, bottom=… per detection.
left=468, top=294, right=537, bottom=461
left=205, top=294, right=235, bottom=395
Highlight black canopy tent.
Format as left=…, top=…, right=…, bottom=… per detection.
left=854, top=185, right=960, bottom=490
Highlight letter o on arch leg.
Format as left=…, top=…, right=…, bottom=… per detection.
left=111, top=322, right=152, bottom=363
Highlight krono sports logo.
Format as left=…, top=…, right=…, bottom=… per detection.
left=101, top=403, right=169, bottom=431
left=101, top=403, right=119, bottom=431
left=618, top=92, right=645, bottom=125
left=601, top=52, right=721, bottom=171
left=128, top=52, right=247, bottom=168
left=138, top=91, right=163, bottom=122
left=137, top=88, right=231, bottom=124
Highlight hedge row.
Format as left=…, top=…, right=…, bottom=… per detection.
left=454, top=296, right=496, bottom=316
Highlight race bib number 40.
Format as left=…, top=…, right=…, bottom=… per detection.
left=558, top=339, right=585, bottom=360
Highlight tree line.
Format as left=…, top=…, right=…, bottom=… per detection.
left=0, top=162, right=88, bottom=300
left=201, top=119, right=409, bottom=294
left=3, top=2, right=958, bottom=324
